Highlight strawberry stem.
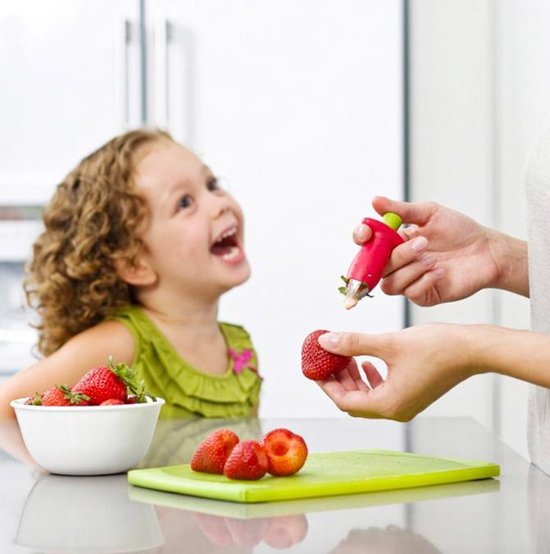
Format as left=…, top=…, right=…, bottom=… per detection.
left=58, top=384, right=90, bottom=405
left=107, top=356, right=156, bottom=403
left=27, top=392, right=43, bottom=406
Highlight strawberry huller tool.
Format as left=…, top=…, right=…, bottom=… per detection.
left=340, top=212, right=404, bottom=310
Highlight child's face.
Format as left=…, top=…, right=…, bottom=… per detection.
left=133, top=140, right=250, bottom=300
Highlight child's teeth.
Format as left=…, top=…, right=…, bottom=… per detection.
left=222, top=246, right=240, bottom=260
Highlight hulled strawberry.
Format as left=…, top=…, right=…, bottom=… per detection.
left=223, top=440, right=268, bottom=481
left=72, top=357, right=144, bottom=405
left=301, top=329, right=352, bottom=380
left=191, top=429, right=240, bottom=474
left=41, top=385, right=90, bottom=406
left=261, top=428, right=308, bottom=477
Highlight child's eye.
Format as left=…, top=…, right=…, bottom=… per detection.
left=207, top=177, right=221, bottom=192
left=178, top=194, right=194, bottom=210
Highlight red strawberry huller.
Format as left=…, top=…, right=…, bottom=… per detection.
left=341, top=212, right=403, bottom=309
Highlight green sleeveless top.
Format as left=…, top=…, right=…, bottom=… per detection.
left=109, top=305, right=262, bottom=419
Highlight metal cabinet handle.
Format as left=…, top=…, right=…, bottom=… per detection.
left=114, top=19, right=133, bottom=130
left=155, top=18, right=173, bottom=129
left=116, top=19, right=133, bottom=130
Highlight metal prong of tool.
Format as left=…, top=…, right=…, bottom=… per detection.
left=344, top=279, right=372, bottom=309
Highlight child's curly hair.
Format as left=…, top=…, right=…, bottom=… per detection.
left=24, top=128, right=173, bottom=356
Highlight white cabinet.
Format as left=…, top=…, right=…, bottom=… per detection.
left=0, top=0, right=141, bottom=205
left=0, top=0, right=142, bottom=372
left=145, top=0, right=405, bottom=416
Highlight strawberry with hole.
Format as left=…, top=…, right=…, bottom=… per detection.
left=301, top=329, right=352, bottom=380
left=223, top=440, right=268, bottom=480
left=41, top=385, right=90, bottom=406
left=262, top=428, right=308, bottom=476
left=191, top=429, right=240, bottom=474
left=72, top=357, right=147, bottom=405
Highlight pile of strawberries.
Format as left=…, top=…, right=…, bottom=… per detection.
left=191, top=427, right=308, bottom=481
left=24, top=357, right=153, bottom=407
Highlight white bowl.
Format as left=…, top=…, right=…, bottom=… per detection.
left=10, top=397, right=165, bottom=476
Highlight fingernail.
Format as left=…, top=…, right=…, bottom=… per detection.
left=410, top=236, right=428, bottom=253
left=319, top=332, right=340, bottom=349
left=354, top=224, right=368, bottom=242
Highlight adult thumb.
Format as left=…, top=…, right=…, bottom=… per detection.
left=318, top=331, right=388, bottom=359
left=372, top=196, right=434, bottom=227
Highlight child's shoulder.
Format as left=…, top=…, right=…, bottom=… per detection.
left=219, top=321, right=254, bottom=346
left=219, top=321, right=251, bottom=335
left=58, top=319, right=136, bottom=370
left=74, top=319, right=135, bottom=351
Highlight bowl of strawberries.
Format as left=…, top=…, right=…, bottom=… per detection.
left=10, top=358, right=164, bottom=476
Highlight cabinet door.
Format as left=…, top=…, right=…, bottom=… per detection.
left=0, top=0, right=141, bottom=204
left=148, top=0, right=404, bottom=417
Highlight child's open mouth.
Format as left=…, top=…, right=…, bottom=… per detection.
left=210, top=226, right=243, bottom=262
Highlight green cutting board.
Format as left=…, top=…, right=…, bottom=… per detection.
left=127, top=450, right=499, bottom=504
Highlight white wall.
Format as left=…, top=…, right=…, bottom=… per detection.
left=409, top=0, right=497, bottom=430
left=409, top=0, right=550, bottom=458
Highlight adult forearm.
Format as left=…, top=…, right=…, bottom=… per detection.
left=470, top=324, right=550, bottom=387
left=488, top=229, right=529, bottom=297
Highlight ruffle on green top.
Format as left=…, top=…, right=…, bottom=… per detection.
left=109, top=305, right=262, bottom=419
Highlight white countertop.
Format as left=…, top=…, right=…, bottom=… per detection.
left=0, top=416, right=544, bottom=553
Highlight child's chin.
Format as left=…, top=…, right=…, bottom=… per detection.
left=228, top=262, right=252, bottom=288
left=234, top=261, right=252, bottom=284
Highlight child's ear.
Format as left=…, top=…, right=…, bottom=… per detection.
left=113, top=257, right=157, bottom=287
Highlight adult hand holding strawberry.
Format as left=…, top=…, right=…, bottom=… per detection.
left=315, top=323, right=482, bottom=422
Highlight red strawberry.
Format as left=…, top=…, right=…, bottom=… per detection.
left=72, top=357, right=143, bottom=405
left=223, top=440, right=268, bottom=480
left=191, top=429, right=240, bottom=474
left=41, top=385, right=90, bottom=406
left=301, top=329, right=351, bottom=380
left=100, top=398, right=125, bottom=406
left=73, top=366, right=126, bottom=405
left=261, top=428, right=308, bottom=477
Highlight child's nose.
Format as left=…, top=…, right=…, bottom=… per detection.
left=212, top=197, right=232, bottom=219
